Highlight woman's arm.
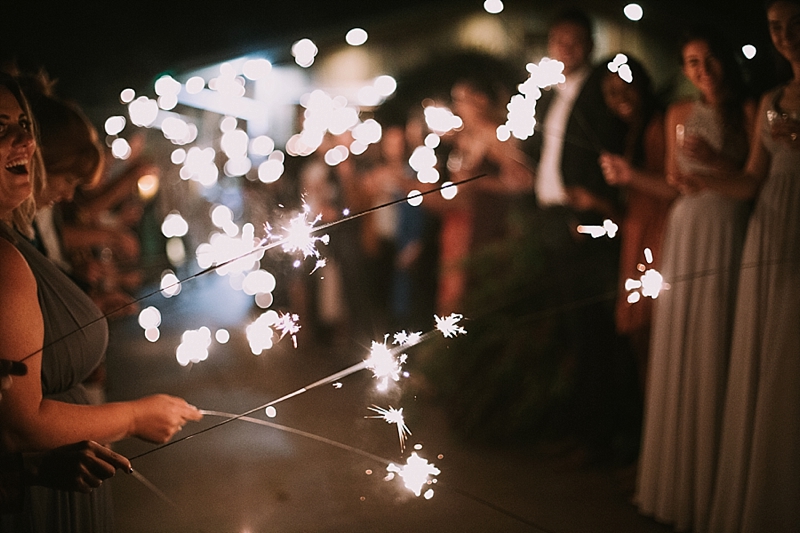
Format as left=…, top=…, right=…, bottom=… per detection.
left=599, top=113, right=677, bottom=200
left=0, top=239, right=201, bottom=452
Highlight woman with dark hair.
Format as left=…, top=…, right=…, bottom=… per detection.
left=702, top=1, right=800, bottom=530
left=599, top=54, right=676, bottom=390
left=632, top=26, right=757, bottom=531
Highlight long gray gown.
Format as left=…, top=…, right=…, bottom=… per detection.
left=0, top=231, right=112, bottom=533
left=709, top=85, right=800, bottom=533
left=635, top=100, right=750, bottom=532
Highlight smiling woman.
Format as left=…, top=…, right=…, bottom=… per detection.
left=0, top=71, right=203, bottom=533
left=0, top=76, right=36, bottom=233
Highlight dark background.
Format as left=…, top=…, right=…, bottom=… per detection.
left=2, top=0, right=777, bottom=116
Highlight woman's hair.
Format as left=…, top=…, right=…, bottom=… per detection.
left=679, top=24, right=749, bottom=147
left=601, top=53, right=660, bottom=165
left=18, top=72, right=105, bottom=204
left=0, top=72, right=40, bottom=239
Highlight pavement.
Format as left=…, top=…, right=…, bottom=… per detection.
left=103, top=274, right=674, bottom=533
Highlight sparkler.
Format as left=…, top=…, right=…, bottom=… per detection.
left=387, top=452, right=441, bottom=498
left=625, top=247, right=668, bottom=303
left=366, top=405, right=411, bottom=452
left=577, top=219, right=619, bottom=239
left=130, top=316, right=467, bottom=461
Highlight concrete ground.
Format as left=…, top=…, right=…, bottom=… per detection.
left=104, top=274, right=673, bottom=533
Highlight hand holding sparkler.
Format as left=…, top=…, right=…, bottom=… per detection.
left=599, top=152, right=633, bottom=186
left=23, top=440, right=133, bottom=493
left=128, top=394, right=203, bottom=444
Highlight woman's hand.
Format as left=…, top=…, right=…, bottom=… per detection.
left=129, top=394, right=203, bottom=444
left=682, top=134, right=720, bottom=166
left=599, top=153, right=632, bottom=186
left=23, top=440, right=132, bottom=493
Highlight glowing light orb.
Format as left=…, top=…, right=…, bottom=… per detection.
left=160, top=270, right=182, bottom=298
left=138, top=174, right=159, bottom=200
left=345, top=28, right=368, bottom=46
left=215, top=329, right=230, bottom=344
left=742, top=44, right=757, bottom=60
left=258, top=159, right=285, bottom=183
left=161, top=211, right=189, bottom=238
left=242, top=269, right=277, bottom=295
left=387, top=452, right=440, bottom=497
left=265, top=406, right=277, bottom=418
left=154, top=75, right=181, bottom=97
left=424, top=133, right=440, bottom=149
left=104, top=116, right=126, bottom=136
left=292, top=38, right=318, bottom=68
left=501, top=58, right=564, bottom=140
left=250, top=135, right=275, bottom=156
left=484, top=0, right=504, bottom=14
left=119, top=88, right=135, bottom=103
left=423, top=106, right=462, bottom=134
left=407, top=190, right=423, bottom=207
left=166, top=237, right=186, bottom=266
left=246, top=310, right=279, bottom=354
left=624, top=3, right=643, bottom=21
left=373, top=75, right=397, bottom=97
left=243, top=58, right=272, bottom=80
left=176, top=327, right=212, bottom=366
left=144, top=327, right=160, bottom=343
left=128, top=96, right=159, bottom=127
left=138, top=306, right=162, bottom=329
left=185, top=76, right=205, bottom=94
left=111, top=137, right=132, bottom=160
left=440, top=181, right=458, bottom=200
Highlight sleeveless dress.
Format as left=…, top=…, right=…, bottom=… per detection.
left=709, top=86, right=800, bottom=533
left=635, top=100, right=751, bottom=531
left=0, top=233, right=111, bottom=533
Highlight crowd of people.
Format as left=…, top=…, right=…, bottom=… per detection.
left=1, top=1, right=799, bottom=532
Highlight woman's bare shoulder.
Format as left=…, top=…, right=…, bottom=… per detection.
left=0, top=237, right=36, bottom=295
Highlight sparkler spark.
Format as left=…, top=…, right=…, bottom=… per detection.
left=577, top=219, right=618, bottom=239
left=272, top=204, right=330, bottom=259
left=393, top=330, right=422, bottom=346
left=367, top=405, right=411, bottom=451
left=364, top=338, right=408, bottom=391
left=387, top=452, right=441, bottom=497
left=274, top=312, right=301, bottom=348
left=625, top=248, right=668, bottom=303
left=434, top=314, right=467, bottom=338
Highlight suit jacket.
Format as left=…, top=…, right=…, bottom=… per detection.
left=528, top=62, right=627, bottom=223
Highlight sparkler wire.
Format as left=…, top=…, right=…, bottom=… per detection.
left=130, top=331, right=437, bottom=461
left=18, top=174, right=487, bottom=364
left=194, top=411, right=554, bottom=532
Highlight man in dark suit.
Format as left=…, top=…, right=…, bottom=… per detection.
left=527, top=9, right=634, bottom=462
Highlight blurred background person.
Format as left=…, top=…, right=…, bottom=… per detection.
left=598, top=54, right=676, bottom=392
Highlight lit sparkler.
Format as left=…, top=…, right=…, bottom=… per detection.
left=577, top=219, right=618, bottom=239
left=364, top=338, right=408, bottom=391
left=499, top=58, right=565, bottom=141
left=434, top=314, right=467, bottom=338
left=271, top=204, right=330, bottom=260
left=393, top=330, right=422, bottom=346
left=625, top=248, right=668, bottom=303
left=274, top=312, right=301, bottom=348
left=386, top=452, right=440, bottom=498
left=367, top=405, right=411, bottom=452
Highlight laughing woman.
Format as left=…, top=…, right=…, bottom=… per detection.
left=0, top=73, right=202, bottom=532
